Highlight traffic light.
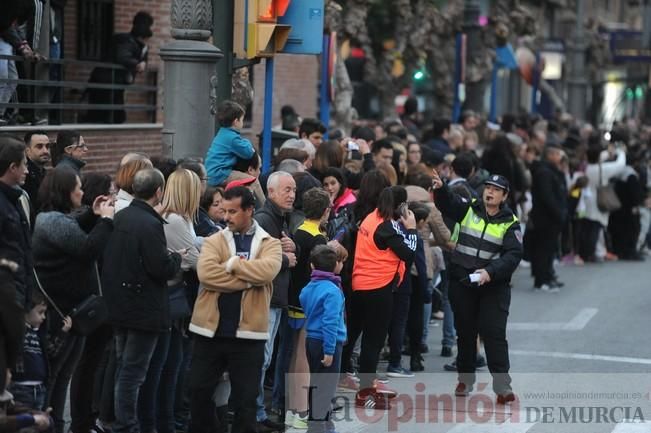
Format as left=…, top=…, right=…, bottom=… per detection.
left=234, top=0, right=292, bottom=59
left=413, top=70, right=425, bottom=81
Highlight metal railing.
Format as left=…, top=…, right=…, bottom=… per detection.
left=0, top=54, right=158, bottom=125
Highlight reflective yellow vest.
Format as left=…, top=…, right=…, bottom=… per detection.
left=451, top=203, right=518, bottom=270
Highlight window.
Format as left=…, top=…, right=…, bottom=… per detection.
left=78, top=0, right=114, bottom=61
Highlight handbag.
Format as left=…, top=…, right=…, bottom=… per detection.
left=33, top=263, right=108, bottom=336
left=168, top=280, right=191, bottom=320
left=596, top=163, right=622, bottom=213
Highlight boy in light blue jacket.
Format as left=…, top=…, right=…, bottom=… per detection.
left=299, top=245, right=346, bottom=433
left=205, top=100, right=254, bottom=186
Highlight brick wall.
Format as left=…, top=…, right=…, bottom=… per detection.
left=62, top=0, right=171, bottom=123
left=82, top=127, right=163, bottom=174
left=250, top=54, right=320, bottom=137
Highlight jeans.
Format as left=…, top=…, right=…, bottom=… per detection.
left=256, top=307, right=283, bottom=422
left=173, top=334, right=194, bottom=432
left=157, top=327, right=184, bottom=433
left=10, top=383, right=46, bottom=411
left=439, top=270, right=456, bottom=348
left=47, top=334, right=86, bottom=433
left=0, top=38, right=17, bottom=117
left=70, top=324, right=112, bottom=433
left=388, top=292, right=410, bottom=368
left=189, top=336, right=265, bottom=433
left=139, top=330, right=171, bottom=433
left=113, top=328, right=165, bottom=433
left=272, top=311, right=292, bottom=412
left=422, top=280, right=434, bottom=344
left=305, top=339, right=342, bottom=433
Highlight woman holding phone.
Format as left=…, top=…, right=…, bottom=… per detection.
left=344, top=185, right=418, bottom=411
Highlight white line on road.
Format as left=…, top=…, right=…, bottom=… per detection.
left=446, top=423, right=535, bottom=432
left=508, top=308, right=598, bottom=331
left=511, top=349, right=651, bottom=365
left=611, top=421, right=651, bottom=432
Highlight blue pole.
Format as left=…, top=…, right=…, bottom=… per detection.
left=262, top=57, right=274, bottom=173
left=531, top=52, right=540, bottom=114
left=489, top=64, right=498, bottom=123
left=452, top=33, right=462, bottom=123
left=319, top=34, right=330, bottom=137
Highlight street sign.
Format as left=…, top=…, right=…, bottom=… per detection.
left=278, top=0, right=324, bottom=54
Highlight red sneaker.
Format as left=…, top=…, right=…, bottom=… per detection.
left=454, top=382, right=473, bottom=397
left=496, top=392, right=516, bottom=405
left=337, top=375, right=360, bottom=393
left=355, top=389, right=392, bottom=410
left=374, top=380, right=398, bottom=399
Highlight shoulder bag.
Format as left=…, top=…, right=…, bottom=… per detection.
left=596, top=163, right=621, bottom=213
left=33, top=263, right=108, bottom=336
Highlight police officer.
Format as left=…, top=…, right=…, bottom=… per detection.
left=432, top=171, right=522, bottom=404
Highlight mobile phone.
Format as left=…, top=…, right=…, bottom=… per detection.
left=398, top=203, right=409, bottom=218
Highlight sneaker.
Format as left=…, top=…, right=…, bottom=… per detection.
left=440, top=346, right=453, bottom=357
left=337, top=375, right=360, bottom=393
left=346, top=371, right=360, bottom=382
left=605, top=252, right=618, bottom=261
left=534, top=283, right=560, bottom=293
left=292, top=413, right=308, bottom=429
left=256, top=418, right=284, bottom=432
left=432, top=311, right=444, bottom=320
left=443, top=360, right=457, bottom=372
left=386, top=365, right=415, bottom=378
left=284, top=411, right=295, bottom=427
left=355, top=389, right=392, bottom=410
left=454, top=382, right=473, bottom=397
left=373, top=381, right=398, bottom=398
left=375, top=374, right=390, bottom=384
left=496, top=392, right=516, bottom=405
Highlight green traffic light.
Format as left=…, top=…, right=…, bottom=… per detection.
left=626, top=88, right=634, bottom=100
left=413, top=70, right=425, bottom=80
left=635, top=85, right=644, bottom=99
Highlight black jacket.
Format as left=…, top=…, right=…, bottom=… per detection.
left=112, top=32, right=147, bottom=84
left=24, top=158, right=46, bottom=218
left=530, top=160, right=568, bottom=232
left=32, top=211, right=113, bottom=316
left=102, top=200, right=181, bottom=332
left=0, top=181, right=32, bottom=310
left=435, top=184, right=522, bottom=287
left=254, top=199, right=298, bottom=308
left=55, top=155, right=85, bottom=174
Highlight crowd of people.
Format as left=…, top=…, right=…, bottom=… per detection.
left=1, top=99, right=650, bottom=433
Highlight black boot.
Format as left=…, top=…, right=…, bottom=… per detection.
left=410, top=353, right=424, bottom=372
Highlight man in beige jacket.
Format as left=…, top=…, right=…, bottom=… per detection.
left=188, top=186, right=282, bottom=433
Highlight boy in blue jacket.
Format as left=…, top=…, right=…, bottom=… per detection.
left=205, top=100, right=254, bottom=187
left=299, top=245, right=346, bottom=433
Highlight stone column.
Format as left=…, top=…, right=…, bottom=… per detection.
left=160, top=0, right=223, bottom=160
left=567, top=0, right=587, bottom=121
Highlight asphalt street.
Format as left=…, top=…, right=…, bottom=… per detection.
left=308, top=258, right=651, bottom=433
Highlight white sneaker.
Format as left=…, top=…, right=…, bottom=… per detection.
left=284, top=410, right=295, bottom=426
left=534, top=284, right=560, bottom=293
left=292, top=413, right=308, bottom=429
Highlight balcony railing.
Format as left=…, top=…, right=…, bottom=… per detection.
left=0, top=55, right=158, bottom=125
